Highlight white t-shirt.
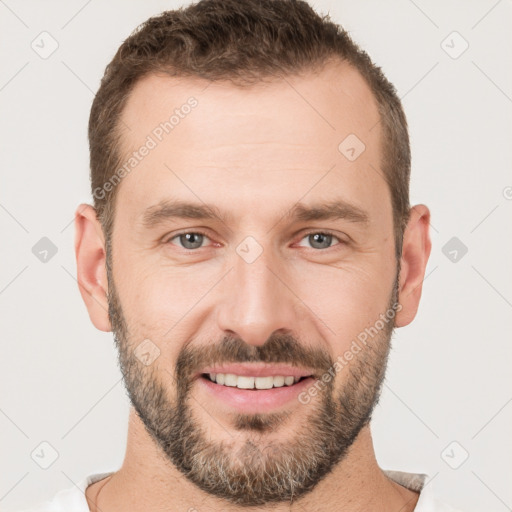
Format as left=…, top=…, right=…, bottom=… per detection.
left=20, top=469, right=463, bottom=511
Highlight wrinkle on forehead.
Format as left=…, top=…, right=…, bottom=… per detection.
left=117, top=59, right=381, bottom=159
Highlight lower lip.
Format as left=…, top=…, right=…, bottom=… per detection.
left=197, top=375, right=316, bottom=413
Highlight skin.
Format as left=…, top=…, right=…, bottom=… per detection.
left=75, top=59, right=431, bottom=511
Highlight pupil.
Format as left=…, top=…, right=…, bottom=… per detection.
left=311, top=233, right=331, bottom=249
left=182, top=233, right=203, bottom=249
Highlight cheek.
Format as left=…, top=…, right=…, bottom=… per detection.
left=114, top=260, right=216, bottom=350
left=291, top=259, right=396, bottom=354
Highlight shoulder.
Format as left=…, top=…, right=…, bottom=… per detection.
left=16, top=471, right=115, bottom=512
left=383, top=469, right=465, bottom=512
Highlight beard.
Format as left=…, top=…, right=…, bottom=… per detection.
left=105, top=246, right=399, bottom=506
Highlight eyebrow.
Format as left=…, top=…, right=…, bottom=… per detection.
left=286, top=200, right=369, bottom=224
left=141, top=200, right=228, bottom=228
left=140, top=198, right=370, bottom=229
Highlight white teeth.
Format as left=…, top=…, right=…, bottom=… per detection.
left=224, top=373, right=238, bottom=387
left=207, top=373, right=306, bottom=389
left=255, top=376, right=274, bottom=389
left=237, top=376, right=255, bottom=389
left=273, top=376, right=285, bottom=387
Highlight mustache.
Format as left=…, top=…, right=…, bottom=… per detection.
left=175, top=333, right=334, bottom=383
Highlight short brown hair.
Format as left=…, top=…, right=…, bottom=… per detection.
left=89, top=0, right=411, bottom=258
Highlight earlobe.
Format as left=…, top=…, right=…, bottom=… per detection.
left=74, top=203, right=111, bottom=332
left=394, top=204, right=432, bottom=328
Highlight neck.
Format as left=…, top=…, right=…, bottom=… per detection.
left=87, top=408, right=419, bottom=512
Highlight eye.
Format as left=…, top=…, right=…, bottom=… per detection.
left=296, top=231, right=344, bottom=250
left=166, top=230, right=345, bottom=252
left=168, top=231, right=212, bottom=250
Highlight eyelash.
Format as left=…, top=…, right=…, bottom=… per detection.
left=166, top=230, right=346, bottom=251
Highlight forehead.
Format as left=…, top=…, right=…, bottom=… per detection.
left=119, top=60, right=380, bottom=150
left=114, top=60, right=386, bottom=227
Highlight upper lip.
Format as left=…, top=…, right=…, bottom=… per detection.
left=196, top=363, right=315, bottom=379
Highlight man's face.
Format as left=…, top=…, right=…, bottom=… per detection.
left=107, top=61, right=398, bottom=505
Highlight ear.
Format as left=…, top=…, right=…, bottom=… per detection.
left=394, top=204, right=432, bottom=328
left=74, top=203, right=111, bottom=332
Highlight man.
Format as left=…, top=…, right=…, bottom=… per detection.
left=25, top=0, right=462, bottom=510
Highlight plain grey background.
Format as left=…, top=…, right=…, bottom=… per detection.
left=1, top=1, right=511, bottom=511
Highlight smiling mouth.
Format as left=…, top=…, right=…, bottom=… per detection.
left=201, top=373, right=312, bottom=390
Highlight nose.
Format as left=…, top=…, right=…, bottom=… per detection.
left=215, top=241, right=298, bottom=347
